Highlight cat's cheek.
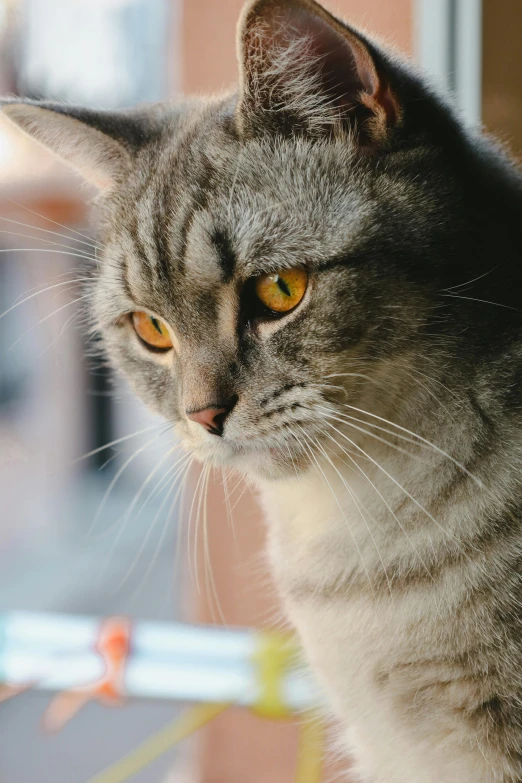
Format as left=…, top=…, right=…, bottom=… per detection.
left=97, top=331, right=181, bottom=422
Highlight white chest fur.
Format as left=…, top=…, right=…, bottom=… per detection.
left=257, top=464, right=489, bottom=783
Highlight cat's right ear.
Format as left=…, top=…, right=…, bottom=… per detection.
left=0, top=99, right=150, bottom=190
left=236, top=0, right=400, bottom=145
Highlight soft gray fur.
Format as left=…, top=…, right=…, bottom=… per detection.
left=4, top=0, right=522, bottom=780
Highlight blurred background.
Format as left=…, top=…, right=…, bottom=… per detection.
left=0, top=1, right=519, bottom=781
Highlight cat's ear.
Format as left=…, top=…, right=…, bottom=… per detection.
left=0, top=99, right=149, bottom=189
left=236, top=0, right=400, bottom=145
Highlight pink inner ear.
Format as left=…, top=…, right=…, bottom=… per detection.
left=289, top=8, right=377, bottom=107
left=242, top=0, right=398, bottom=131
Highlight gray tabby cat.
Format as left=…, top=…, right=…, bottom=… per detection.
left=3, top=0, right=522, bottom=780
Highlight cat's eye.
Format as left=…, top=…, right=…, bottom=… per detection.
left=131, top=311, right=173, bottom=350
left=255, top=267, right=308, bottom=314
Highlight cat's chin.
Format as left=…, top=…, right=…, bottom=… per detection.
left=181, top=434, right=303, bottom=481
left=228, top=447, right=299, bottom=481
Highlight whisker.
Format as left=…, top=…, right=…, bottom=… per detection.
left=322, top=369, right=457, bottom=420
left=0, top=226, right=96, bottom=256
left=317, top=401, right=441, bottom=454
left=41, top=309, right=85, bottom=354
left=311, top=430, right=394, bottom=596
left=121, top=479, right=180, bottom=592
left=322, top=429, right=433, bottom=582
left=220, top=467, right=238, bottom=551
left=97, top=449, right=121, bottom=472
left=227, top=151, right=244, bottom=223
left=9, top=294, right=91, bottom=350
left=3, top=195, right=101, bottom=248
left=202, top=463, right=227, bottom=626
left=227, top=470, right=247, bottom=505
left=284, top=441, right=301, bottom=480
left=321, top=419, right=477, bottom=560
left=187, top=461, right=208, bottom=594
left=442, top=267, right=497, bottom=292
left=47, top=281, right=95, bottom=301
left=292, top=427, right=376, bottom=597
left=8, top=267, right=121, bottom=308
left=0, top=277, right=96, bottom=321
left=331, top=402, right=484, bottom=489
left=87, top=428, right=171, bottom=539
left=129, top=455, right=194, bottom=602
left=101, top=445, right=183, bottom=566
left=0, top=247, right=96, bottom=263
left=172, top=457, right=196, bottom=591
left=407, top=364, right=462, bottom=403
left=442, top=293, right=518, bottom=312
left=317, top=406, right=435, bottom=467
left=405, top=374, right=456, bottom=422
left=72, top=423, right=166, bottom=464
left=136, top=453, right=189, bottom=512
left=0, top=215, right=99, bottom=252
left=112, top=452, right=192, bottom=594
left=10, top=269, right=86, bottom=306
left=228, top=472, right=251, bottom=514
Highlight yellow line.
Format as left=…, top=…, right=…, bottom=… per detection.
left=295, top=713, right=324, bottom=783
left=87, top=702, right=230, bottom=783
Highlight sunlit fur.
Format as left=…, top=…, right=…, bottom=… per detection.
left=4, top=0, right=522, bottom=780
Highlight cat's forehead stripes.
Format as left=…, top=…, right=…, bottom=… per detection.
left=152, top=176, right=175, bottom=284
left=210, top=228, right=237, bottom=283
left=181, top=209, right=235, bottom=287
left=126, top=173, right=173, bottom=284
left=125, top=116, right=372, bottom=292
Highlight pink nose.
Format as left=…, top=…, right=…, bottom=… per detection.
left=186, top=406, right=229, bottom=436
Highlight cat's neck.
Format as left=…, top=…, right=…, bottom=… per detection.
left=254, top=380, right=514, bottom=601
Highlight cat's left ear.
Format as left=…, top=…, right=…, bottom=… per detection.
left=236, top=0, right=401, bottom=146
left=0, top=99, right=152, bottom=189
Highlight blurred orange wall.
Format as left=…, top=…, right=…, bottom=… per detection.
left=179, top=2, right=413, bottom=781
left=182, top=0, right=412, bottom=95
left=482, top=0, right=522, bottom=160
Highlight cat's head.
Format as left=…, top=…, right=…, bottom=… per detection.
left=1, top=0, right=510, bottom=479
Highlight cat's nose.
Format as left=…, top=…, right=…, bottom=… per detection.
left=186, top=405, right=231, bottom=436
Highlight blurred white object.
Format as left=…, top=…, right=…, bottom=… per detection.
left=414, top=0, right=482, bottom=126
left=0, top=612, right=318, bottom=710
left=19, top=0, right=173, bottom=106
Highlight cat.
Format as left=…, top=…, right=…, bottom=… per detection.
left=3, top=0, right=522, bottom=780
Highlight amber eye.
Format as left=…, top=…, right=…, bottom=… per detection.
left=131, top=311, right=173, bottom=350
left=255, top=267, right=308, bottom=314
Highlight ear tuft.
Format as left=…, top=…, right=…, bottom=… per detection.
left=236, top=0, right=400, bottom=145
left=0, top=99, right=135, bottom=189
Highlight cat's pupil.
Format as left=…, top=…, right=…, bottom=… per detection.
left=151, top=317, right=162, bottom=335
left=276, top=277, right=291, bottom=297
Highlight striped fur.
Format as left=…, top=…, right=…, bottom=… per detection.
left=3, top=1, right=522, bottom=779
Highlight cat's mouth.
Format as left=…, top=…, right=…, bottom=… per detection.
left=186, top=432, right=282, bottom=458
left=179, top=422, right=307, bottom=475
left=177, top=396, right=321, bottom=476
